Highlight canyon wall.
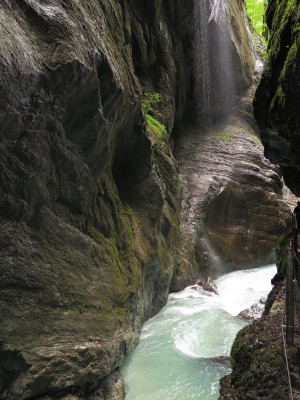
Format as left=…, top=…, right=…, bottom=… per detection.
left=0, top=0, right=296, bottom=398
left=0, top=0, right=193, bottom=398
left=171, top=0, right=294, bottom=290
left=220, top=1, right=300, bottom=398
left=254, top=0, right=300, bottom=195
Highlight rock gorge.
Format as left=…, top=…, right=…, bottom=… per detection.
left=0, top=0, right=297, bottom=399
left=254, top=0, right=300, bottom=196
left=220, top=1, right=300, bottom=398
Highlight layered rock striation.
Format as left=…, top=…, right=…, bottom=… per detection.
left=171, top=1, right=294, bottom=290
left=219, top=1, right=300, bottom=397
left=0, top=0, right=296, bottom=398
left=0, top=0, right=193, bottom=398
left=172, top=109, right=293, bottom=290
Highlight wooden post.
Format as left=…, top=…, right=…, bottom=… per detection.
left=286, top=242, right=294, bottom=346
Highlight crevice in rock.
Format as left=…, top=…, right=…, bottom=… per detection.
left=111, top=111, right=152, bottom=205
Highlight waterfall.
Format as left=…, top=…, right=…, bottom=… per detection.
left=193, top=0, right=211, bottom=130
left=193, top=0, right=237, bottom=130
left=209, top=0, right=227, bottom=23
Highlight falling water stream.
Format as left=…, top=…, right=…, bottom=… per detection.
left=193, top=0, right=237, bottom=129
left=121, top=264, right=276, bottom=400
left=121, top=0, right=274, bottom=398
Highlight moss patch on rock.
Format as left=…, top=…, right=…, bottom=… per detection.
left=253, top=0, right=300, bottom=194
left=0, top=0, right=189, bottom=397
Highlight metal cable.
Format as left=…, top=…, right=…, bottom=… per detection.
left=292, top=247, right=300, bottom=313
left=280, top=234, right=298, bottom=399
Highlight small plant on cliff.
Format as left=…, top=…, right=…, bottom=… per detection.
left=141, top=92, right=163, bottom=113
left=146, top=114, right=167, bottom=140
left=142, top=92, right=168, bottom=144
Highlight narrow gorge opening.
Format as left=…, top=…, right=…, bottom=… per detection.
left=122, top=0, right=294, bottom=398
left=0, top=0, right=298, bottom=399
left=122, top=265, right=276, bottom=399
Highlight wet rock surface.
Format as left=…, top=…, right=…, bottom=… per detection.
left=0, top=0, right=193, bottom=398
left=192, top=0, right=255, bottom=126
left=237, top=298, right=266, bottom=321
left=171, top=4, right=295, bottom=290
left=172, top=107, right=294, bottom=288
left=0, top=0, right=297, bottom=398
left=219, top=281, right=288, bottom=400
left=254, top=0, right=300, bottom=195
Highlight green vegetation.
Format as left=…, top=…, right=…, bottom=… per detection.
left=124, top=206, right=135, bottom=235
left=218, top=131, right=234, bottom=143
left=146, top=114, right=167, bottom=139
left=245, top=0, right=267, bottom=39
left=141, top=92, right=163, bottom=113
left=249, top=131, right=263, bottom=145
left=141, top=92, right=168, bottom=144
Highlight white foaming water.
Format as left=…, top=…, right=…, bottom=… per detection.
left=209, top=0, right=228, bottom=23
left=215, top=265, right=275, bottom=315
left=121, top=264, right=275, bottom=400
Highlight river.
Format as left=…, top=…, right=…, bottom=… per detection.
left=121, top=264, right=276, bottom=400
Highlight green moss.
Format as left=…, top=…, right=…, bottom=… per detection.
left=270, top=84, right=286, bottom=111
left=87, top=225, right=106, bottom=243
left=250, top=131, right=263, bottom=145
left=141, top=92, right=163, bottom=114
left=124, top=205, right=134, bottom=217
left=218, top=131, right=234, bottom=143
left=87, top=225, right=120, bottom=263
left=124, top=206, right=136, bottom=235
left=141, top=92, right=168, bottom=145
left=146, top=114, right=167, bottom=140
left=268, top=0, right=297, bottom=59
left=281, top=41, right=298, bottom=79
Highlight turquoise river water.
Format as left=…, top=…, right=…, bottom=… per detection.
left=121, top=264, right=276, bottom=400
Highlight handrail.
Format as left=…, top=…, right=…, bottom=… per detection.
left=281, top=321, right=294, bottom=400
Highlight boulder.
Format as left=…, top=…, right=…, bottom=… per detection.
left=237, top=300, right=266, bottom=321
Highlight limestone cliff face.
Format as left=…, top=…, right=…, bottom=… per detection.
left=0, top=0, right=294, bottom=398
left=0, top=1, right=193, bottom=398
left=170, top=1, right=294, bottom=290
left=172, top=107, right=293, bottom=290
left=254, top=0, right=300, bottom=195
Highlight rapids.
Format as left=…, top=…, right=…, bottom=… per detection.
left=121, top=264, right=276, bottom=399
